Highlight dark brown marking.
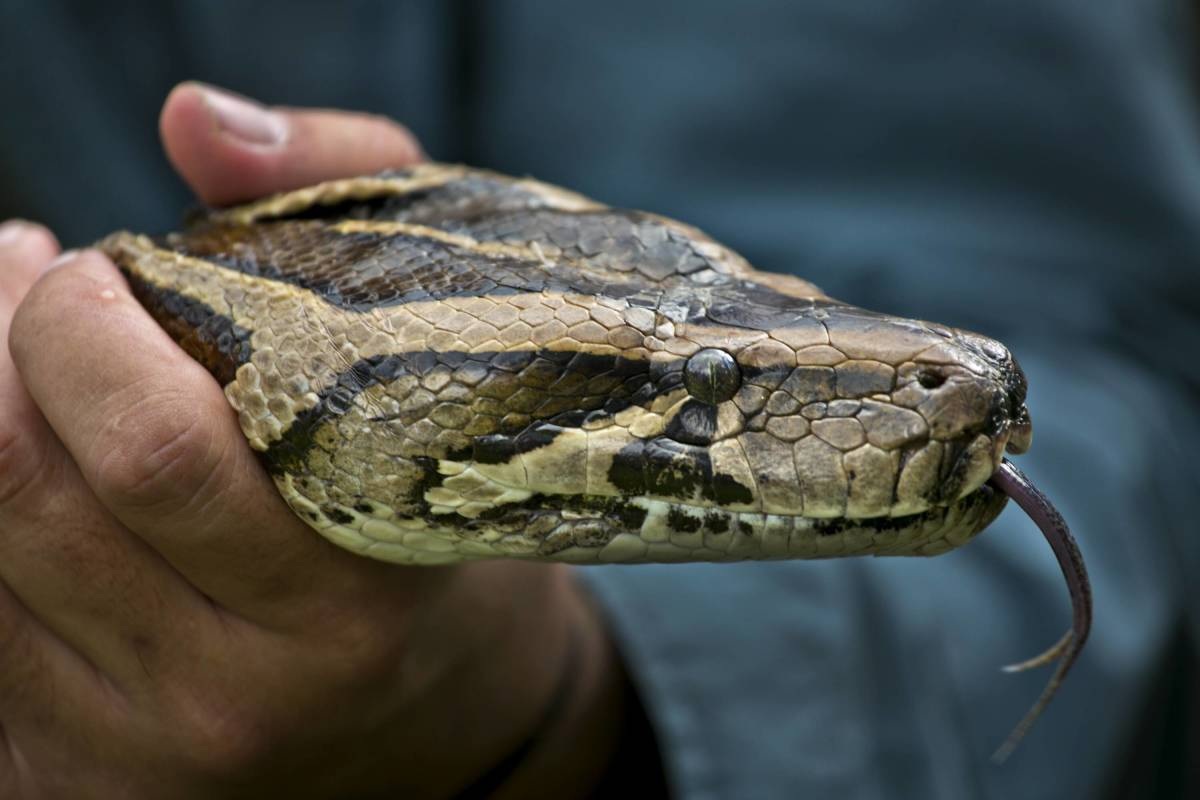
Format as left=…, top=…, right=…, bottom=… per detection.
left=322, top=506, right=355, bottom=526
left=262, top=350, right=664, bottom=475
left=666, top=507, right=702, bottom=533
left=703, top=511, right=731, bottom=534
left=608, top=437, right=754, bottom=506
left=664, top=401, right=718, bottom=446
left=118, top=269, right=253, bottom=387
left=163, top=221, right=660, bottom=310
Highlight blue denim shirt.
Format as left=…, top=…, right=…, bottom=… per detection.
left=2, top=1, right=1196, bottom=797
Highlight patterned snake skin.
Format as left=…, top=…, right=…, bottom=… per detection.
left=98, top=164, right=1034, bottom=566
left=97, top=163, right=1089, bottom=758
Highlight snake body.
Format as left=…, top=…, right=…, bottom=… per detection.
left=97, top=164, right=1089, bottom=753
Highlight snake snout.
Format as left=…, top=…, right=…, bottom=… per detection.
left=1001, top=355, right=1033, bottom=455
left=1006, top=413, right=1033, bottom=455
left=935, top=329, right=1033, bottom=458
left=975, top=337, right=1033, bottom=456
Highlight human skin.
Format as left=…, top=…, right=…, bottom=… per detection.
left=0, top=83, right=632, bottom=799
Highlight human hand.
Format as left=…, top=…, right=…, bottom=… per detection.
left=0, top=83, right=627, bottom=799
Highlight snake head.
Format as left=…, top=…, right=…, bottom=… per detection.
left=649, top=294, right=1033, bottom=543
left=95, top=165, right=1034, bottom=564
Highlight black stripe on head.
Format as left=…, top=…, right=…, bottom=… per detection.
left=261, top=349, right=664, bottom=475
left=704, top=288, right=835, bottom=328
left=162, top=222, right=652, bottom=310
left=119, top=270, right=253, bottom=387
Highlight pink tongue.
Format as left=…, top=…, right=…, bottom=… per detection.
left=986, top=460, right=1092, bottom=763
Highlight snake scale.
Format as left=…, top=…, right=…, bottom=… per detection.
left=96, top=163, right=1090, bottom=759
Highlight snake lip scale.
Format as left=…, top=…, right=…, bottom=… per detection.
left=97, top=162, right=1091, bottom=759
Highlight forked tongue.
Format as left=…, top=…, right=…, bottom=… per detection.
left=987, top=460, right=1092, bottom=763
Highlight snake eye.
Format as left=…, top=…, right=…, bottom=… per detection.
left=684, top=348, right=741, bottom=405
left=917, top=368, right=947, bottom=389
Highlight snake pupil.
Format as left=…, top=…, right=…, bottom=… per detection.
left=917, top=369, right=946, bottom=389
left=684, top=348, right=741, bottom=405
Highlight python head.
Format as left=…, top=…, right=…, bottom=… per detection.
left=98, top=163, right=1030, bottom=566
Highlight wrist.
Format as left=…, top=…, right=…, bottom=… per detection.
left=478, top=571, right=629, bottom=800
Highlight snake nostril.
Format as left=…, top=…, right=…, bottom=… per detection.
left=917, top=369, right=946, bottom=389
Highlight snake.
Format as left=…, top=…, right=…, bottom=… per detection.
left=96, top=163, right=1090, bottom=760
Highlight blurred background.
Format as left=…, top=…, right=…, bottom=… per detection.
left=1, top=1, right=1198, bottom=797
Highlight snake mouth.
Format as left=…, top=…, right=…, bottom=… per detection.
left=525, top=480, right=1011, bottom=563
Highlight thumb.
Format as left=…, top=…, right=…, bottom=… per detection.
left=160, top=82, right=425, bottom=207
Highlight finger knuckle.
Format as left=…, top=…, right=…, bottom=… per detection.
left=9, top=251, right=115, bottom=356
left=90, top=390, right=230, bottom=516
left=0, top=420, right=48, bottom=508
left=327, top=605, right=415, bottom=676
left=169, top=689, right=277, bottom=778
